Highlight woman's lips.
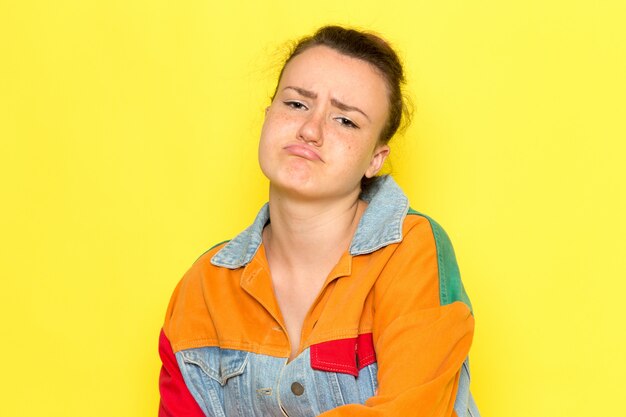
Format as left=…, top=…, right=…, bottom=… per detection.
left=283, top=144, right=324, bottom=162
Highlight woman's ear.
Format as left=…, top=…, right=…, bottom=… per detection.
left=364, top=144, right=390, bottom=178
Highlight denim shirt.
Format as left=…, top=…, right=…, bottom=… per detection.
left=171, top=176, right=480, bottom=417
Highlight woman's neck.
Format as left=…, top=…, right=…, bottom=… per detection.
left=263, top=185, right=367, bottom=272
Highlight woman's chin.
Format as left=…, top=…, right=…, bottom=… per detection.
left=269, top=176, right=362, bottom=203
left=265, top=164, right=315, bottom=190
left=270, top=176, right=319, bottom=199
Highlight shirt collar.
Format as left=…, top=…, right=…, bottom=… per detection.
left=211, top=175, right=409, bottom=269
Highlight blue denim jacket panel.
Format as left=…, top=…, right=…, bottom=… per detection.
left=176, top=347, right=378, bottom=417
left=177, top=345, right=479, bottom=417
left=211, top=175, right=409, bottom=268
left=210, top=203, right=269, bottom=269
left=455, top=358, right=481, bottom=417
left=349, top=175, right=409, bottom=255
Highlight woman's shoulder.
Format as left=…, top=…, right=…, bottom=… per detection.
left=166, top=240, right=234, bottom=307
left=399, top=208, right=450, bottom=249
left=402, top=208, right=457, bottom=251
left=162, top=240, right=237, bottom=347
left=396, top=208, right=473, bottom=313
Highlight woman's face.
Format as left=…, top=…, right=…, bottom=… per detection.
left=258, top=45, right=390, bottom=200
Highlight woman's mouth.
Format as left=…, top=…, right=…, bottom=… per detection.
left=283, top=144, right=324, bottom=162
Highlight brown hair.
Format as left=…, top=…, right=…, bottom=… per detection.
left=273, top=25, right=410, bottom=144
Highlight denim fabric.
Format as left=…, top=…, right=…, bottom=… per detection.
left=455, top=359, right=481, bottom=417
left=211, top=175, right=409, bottom=269
left=177, top=345, right=478, bottom=417
left=176, top=347, right=378, bottom=417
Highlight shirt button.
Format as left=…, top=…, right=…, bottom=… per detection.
left=291, top=382, right=305, bottom=396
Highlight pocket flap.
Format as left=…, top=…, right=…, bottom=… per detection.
left=310, top=333, right=376, bottom=376
left=180, top=347, right=249, bottom=386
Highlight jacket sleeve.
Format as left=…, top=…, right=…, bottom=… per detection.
left=319, top=216, right=475, bottom=417
left=158, top=329, right=205, bottom=417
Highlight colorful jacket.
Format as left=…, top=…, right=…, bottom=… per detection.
left=159, top=175, right=480, bottom=417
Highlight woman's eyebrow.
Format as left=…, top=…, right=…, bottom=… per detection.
left=283, top=86, right=317, bottom=99
left=283, top=86, right=370, bottom=121
left=330, top=98, right=370, bottom=121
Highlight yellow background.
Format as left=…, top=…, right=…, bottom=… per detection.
left=1, top=0, right=625, bottom=416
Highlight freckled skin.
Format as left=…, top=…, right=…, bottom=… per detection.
left=258, top=46, right=391, bottom=200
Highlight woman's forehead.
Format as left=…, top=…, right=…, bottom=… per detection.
left=278, top=46, right=389, bottom=116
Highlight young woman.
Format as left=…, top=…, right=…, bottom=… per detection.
left=158, top=26, right=480, bottom=417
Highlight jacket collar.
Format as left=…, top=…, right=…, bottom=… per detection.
left=211, top=175, right=409, bottom=269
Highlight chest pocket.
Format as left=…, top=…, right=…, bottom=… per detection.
left=177, top=347, right=249, bottom=417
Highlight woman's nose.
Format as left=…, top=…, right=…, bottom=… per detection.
left=297, top=112, right=324, bottom=146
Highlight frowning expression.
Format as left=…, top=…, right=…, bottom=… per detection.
left=258, top=45, right=391, bottom=200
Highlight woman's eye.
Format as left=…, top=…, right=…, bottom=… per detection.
left=283, top=101, right=307, bottom=110
left=337, top=117, right=358, bottom=129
